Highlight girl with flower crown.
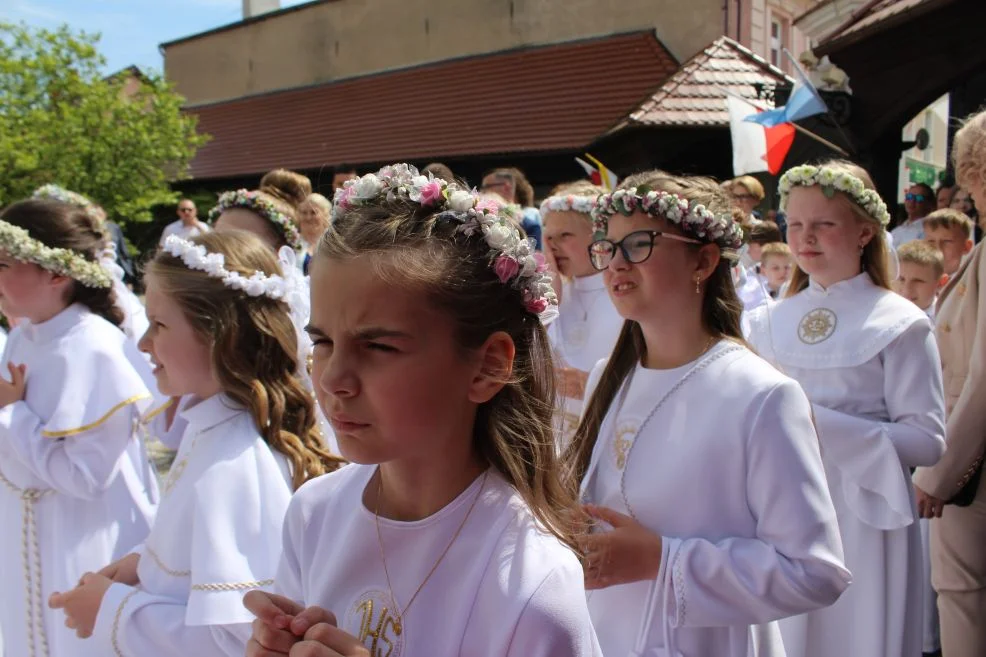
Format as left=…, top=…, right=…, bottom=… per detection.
left=31, top=185, right=150, bottom=346
left=564, top=172, right=850, bottom=657
left=746, top=160, right=946, bottom=657
left=541, top=181, right=623, bottom=448
left=48, top=230, right=344, bottom=657
left=0, top=199, right=160, bottom=657
left=243, top=163, right=599, bottom=656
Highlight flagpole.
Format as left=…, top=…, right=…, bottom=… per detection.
left=783, top=49, right=856, bottom=156
left=789, top=123, right=849, bottom=157
left=720, top=87, right=849, bottom=158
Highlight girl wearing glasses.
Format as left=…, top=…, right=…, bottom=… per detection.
left=747, top=161, right=946, bottom=657
left=564, top=172, right=850, bottom=657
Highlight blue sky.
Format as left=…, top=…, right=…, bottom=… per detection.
left=0, top=0, right=308, bottom=75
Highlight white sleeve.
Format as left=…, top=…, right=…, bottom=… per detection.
left=811, top=322, right=945, bottom=529
left=273, top=486, right=308, bottom=605
left=158, top=224, right=172, bottom=247
left=0, top=400, right=136, bottom=499
left=90, top=582, right=248, bottom=657
left=506, top=565, right=601, bottom=657
left=654, top=380, right=851, bottom=630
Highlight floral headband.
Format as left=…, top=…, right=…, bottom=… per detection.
left=162, top=235, right=304, bottom=305
left=779, top=165, right=891, bottom=227
left=333, top=164, right=557, bottom=320
left=591, top=187, right=745, bottom=251
left=539, top=194, right=597, bottom=216
left=209, top=189, right=304, bottom=252
left=0, top=220, right=112, bottom=288
left=32, top=184, right=103, bottom=222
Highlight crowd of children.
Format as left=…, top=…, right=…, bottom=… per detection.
left=0, top=110, right=982, bottom=657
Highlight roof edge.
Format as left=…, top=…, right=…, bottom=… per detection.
left=182, top=29, right=665, bottom=110
left=161, top=0, right=334, bottom=50
left=817, top=0, right=955, bottom=53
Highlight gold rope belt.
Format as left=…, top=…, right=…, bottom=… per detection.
left=0, top=469, right=52, bottom=657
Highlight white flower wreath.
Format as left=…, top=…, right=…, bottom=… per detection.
left=778, top=164, right=890, bottom=227
left=539, top=194, right=598, bottom=216
left=0, top=219, right=112, bottom=288
left=162, top=235, right=304, bottom=304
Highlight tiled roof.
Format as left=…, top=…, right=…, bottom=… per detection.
left=608, top=37, right=790, bottom=130
left=184, top=31, right=678, bottom=180
left=820, top=0, right=946, bottom=47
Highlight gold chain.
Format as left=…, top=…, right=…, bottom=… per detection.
left=374, top=470, right=488, bottom=635
left=0, top=469, right=52, bottom=657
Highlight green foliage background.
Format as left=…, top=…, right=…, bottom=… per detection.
left=0, top=22, right=209, bottom=225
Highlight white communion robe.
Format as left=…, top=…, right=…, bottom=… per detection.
left=581, top=341, right=850, bottom=657
left=276, top=464, right=601, bottom=656
left=746, top=273, right=946, bottom=657
left=546, top=273, right=624, bottom=447
left=90, top=393, right=293, bottom=657
left=0, top=303, right=158, bottom=657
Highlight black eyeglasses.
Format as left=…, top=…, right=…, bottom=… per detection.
left=905, top=193, right=927, bottom=202
left=588, top=230, right=702, bottom=270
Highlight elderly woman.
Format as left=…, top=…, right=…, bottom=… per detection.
left=914, top=108, right=986, bottom=657
left=298, top=193, right=331, bottom=274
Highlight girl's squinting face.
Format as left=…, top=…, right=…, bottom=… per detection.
left=543, top=210, right=596, bottom=278
left=307, top=257, right=486, bottom=465
left=0, top=254, right=67, bottom=323
left=138, top=276, right=220, bottom=399
left=602, top=211, right=699, bottom=324
left=784, top=186, right=874, bottom=288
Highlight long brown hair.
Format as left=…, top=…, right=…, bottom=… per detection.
left=319, top=190, right=581, bottom=553
left=562, top=172, right=744, bottom=488
left=147, top=231, right=343, bottom=489
left=785, top=160, right=892, bottom=296
left=1, top=199, right=124, bottom=327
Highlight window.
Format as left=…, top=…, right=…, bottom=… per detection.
left=770, top=19, right=782, bottom=67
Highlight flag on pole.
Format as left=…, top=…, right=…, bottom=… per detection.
left=575, top=154, right=618, bottom=190
left=726, top=95, right=795, bottom=175
left=744, top=51, right=827, bottom=128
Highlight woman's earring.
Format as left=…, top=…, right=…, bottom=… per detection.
left=695, top=277, right=701, bottom=294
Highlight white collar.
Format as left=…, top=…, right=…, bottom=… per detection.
left=22, top=303, right=88, bottom=344
left=571, top=272, right=606, bottom=292
left=806, top=272, right=874, bottom=297
left=179, top=393, right=246, bottom=434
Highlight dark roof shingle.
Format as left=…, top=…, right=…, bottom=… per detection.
left=609, top=37, right=790, bottom=130
left=185, top=31, right=678, bottom=180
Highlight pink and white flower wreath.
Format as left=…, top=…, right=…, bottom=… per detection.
left=333, top=164, right=558, bottom=320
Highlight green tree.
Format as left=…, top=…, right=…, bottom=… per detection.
left=0, top=22, right=209, bottom=223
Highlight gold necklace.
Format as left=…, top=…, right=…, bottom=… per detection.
left=374, top=469, right=488, bottom=635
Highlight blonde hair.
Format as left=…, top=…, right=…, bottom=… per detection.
left=786, top=160, right=892, bottom=296
left=952, top=109, right=986, bottom=194
left=147, top=231, right=344, bottom=489
left=260, top=169, right=312, bottom=210
left=319, top=193, right=581, bottom=554
left=542, top=180, right=605, bottom=225
left=564, top=171, right=745, bottom=490
left=304, top=193, right=332, bottom=217
left=898, top=240, right=945, bottom=277
left=760, top=241, right=792, bottom=261
left=728, top=175, right=765, bottom=201
left=923, top=208, right=973, bottom=239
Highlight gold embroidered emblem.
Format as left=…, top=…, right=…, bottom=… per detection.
left=614, top=422, right=637, bottom=470
left=798, top=308, right=837, bottom=344
left=345, top=590, right=404, bottom=657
